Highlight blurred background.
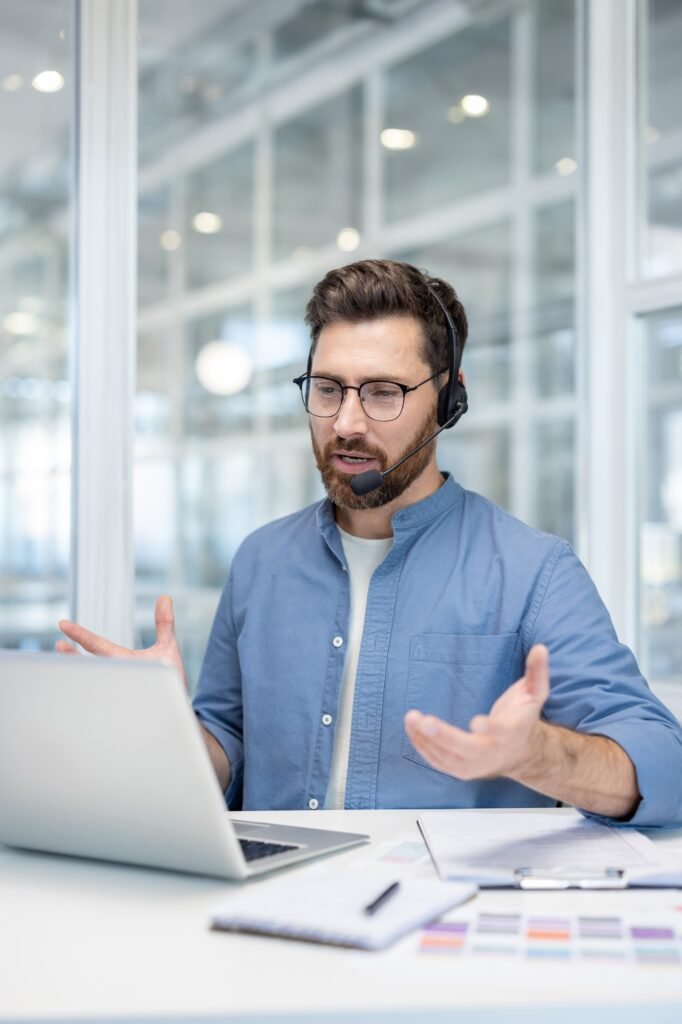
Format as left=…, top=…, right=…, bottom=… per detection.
left=0, top=0, right=681, bottom=704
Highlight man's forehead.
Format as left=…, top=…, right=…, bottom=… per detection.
left=313, top=315, right=427, bottom=369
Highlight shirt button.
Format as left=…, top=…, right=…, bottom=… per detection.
left=332, top=636, right=344, bottom=648
left=321, top=713, right=333, bottom=726
left=308, top=798, right=319, bottom=810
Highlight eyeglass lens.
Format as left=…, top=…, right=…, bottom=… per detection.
left=305, top=378, right=404, bottom=421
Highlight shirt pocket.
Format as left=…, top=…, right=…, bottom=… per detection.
left=402, top=633, right=522, bottom=775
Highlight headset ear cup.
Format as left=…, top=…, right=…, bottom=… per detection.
left=438, top=380, right=468, bottom=428
left=437, top=384, right=451, bottom=427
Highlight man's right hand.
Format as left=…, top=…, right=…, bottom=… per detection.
left=57, top=594, right=187, bottom=690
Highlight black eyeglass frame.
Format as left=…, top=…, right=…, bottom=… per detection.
left=292, top=370, right=446, bottom=422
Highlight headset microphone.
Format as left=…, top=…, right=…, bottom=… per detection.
left=350, top=410, right=460, bottom=496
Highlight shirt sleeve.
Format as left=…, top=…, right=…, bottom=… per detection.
left=526, top=543, right=682, bottom=828
left=192, top=572, right=244, bottom=808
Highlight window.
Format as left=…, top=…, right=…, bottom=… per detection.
left=0, top=3, right=73, bottom=651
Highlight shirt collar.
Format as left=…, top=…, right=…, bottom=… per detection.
left=316, top=472, right=463, bottom=555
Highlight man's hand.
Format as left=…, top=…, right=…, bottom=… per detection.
left=57, top=594, right=187, bottom=690
left=404, top=643, right=640, bottom=818
left=404, top=644, right=550, bottom=782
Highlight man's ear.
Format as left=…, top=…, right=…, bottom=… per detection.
left=458, top=370, right=467, bottom=388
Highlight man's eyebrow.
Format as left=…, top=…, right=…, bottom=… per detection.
left=312, top=371, right=410, bottom=386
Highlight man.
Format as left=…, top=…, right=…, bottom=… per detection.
left=58, top=259, right=682, bottom=825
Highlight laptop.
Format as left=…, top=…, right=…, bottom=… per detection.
left=0, top=651, right=368, bottom=879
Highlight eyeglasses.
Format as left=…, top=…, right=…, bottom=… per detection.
left=292, top=371, right=444, bottom=422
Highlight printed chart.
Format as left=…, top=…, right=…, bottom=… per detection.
left=419, top=911, right=682, bottom=965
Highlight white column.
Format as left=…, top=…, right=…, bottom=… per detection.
left=71, top=0, right=137, bottom=645
left=580, top=0, right=638, bottom=644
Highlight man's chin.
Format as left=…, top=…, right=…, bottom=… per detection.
left=319, top=467, right=389, bottom=510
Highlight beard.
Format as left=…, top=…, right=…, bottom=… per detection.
left=311, top=409, right=439, bottom=510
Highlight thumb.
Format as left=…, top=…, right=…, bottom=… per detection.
left=524, top=644, right=549, bottom=705
left=154, top=595, right=177, bottom=647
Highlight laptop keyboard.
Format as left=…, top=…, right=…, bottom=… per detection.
left=238, top=837, right=299, bottom=861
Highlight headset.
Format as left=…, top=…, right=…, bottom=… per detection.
left=425, top=282, right=468, bottom=429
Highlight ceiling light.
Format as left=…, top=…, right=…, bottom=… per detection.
left=32, top=70, right=65, bottom=93
left=336, top=227, right=361, bottom=252
left=160, top=229, right=182, bottom=252
left=195, top=341, right=252, bottom=396
left=2, top=74, right=23, bottom=92
left=447, top=105, right=465, bottom=124
left=3, top=311, right=38, bottom=335
left=555, top=157, right=577, bottom=176
left=645, top=126, right=660, bottom=144
left=380, top=128, right=417, bottom=150
left=461, top=94, right=489, bottom=117
left=192, top=211, right=223, bottom=234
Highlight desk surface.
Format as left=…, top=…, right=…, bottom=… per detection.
left=2, top=809, right=682, bottom=1023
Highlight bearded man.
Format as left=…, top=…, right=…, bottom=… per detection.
left=58, top=259, right=682, bottom=825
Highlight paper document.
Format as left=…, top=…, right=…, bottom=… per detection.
left=211, top=866, right=476, bottom=950
left=419, top=811, right=681, bottom=888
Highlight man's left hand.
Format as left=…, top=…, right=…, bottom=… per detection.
left=404, top=643, right=550, bottom=782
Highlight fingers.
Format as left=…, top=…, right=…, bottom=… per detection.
left=55, top=640, right=79, bottom=655
left=154, top=595, right=177, bottom=645
left=404, top=710, right=481, bottom=756
left=524, top=643, right=550, bottom=704
left=57, top=619, right=123, bottom=658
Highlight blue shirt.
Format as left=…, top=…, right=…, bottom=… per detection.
left=193, top=474, right=682, bottom=826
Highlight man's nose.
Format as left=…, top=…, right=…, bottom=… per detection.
left=333, top=387, right=369, bottom=437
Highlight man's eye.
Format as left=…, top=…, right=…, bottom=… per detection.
left=368, top=387, right=399, bottom=399
left=316, top=385, right=339, bottom=397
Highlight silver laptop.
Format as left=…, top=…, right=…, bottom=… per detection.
left=0, top=651, right=368, bottom=879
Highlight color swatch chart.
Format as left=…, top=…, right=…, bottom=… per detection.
left=419, top=911, right=682, bottom=965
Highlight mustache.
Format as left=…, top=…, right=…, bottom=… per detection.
left=322, top=436, right=386, bottom=462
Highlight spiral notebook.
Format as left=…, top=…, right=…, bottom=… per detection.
left=210, top=867, right=476, bottom=951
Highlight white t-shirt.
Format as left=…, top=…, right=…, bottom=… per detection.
left=324, top=526, right=393, bottom=809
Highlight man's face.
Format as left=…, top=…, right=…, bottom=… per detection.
left=308, top=316, right=440, bottom=510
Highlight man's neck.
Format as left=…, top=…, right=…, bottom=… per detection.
left=334, top=463, right=444, bottom=539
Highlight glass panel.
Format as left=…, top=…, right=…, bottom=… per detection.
left=273, top=0, right=368, bottom=60
left=185, top=142, right=254, bottom=289
left=272, top=87, right=363, bottom=261
left=397, top=223, right=513, bottom=404
left=138, top=187, right=172, bottom=308
left=642, top=0, right=682, bottom=277
left=383, top=20, right=512, bottom=223
left=0, top=2, right=72, bottom=650
left=184, top=305, right=256, bottom=437
left=534, top=418, right=575, bottom=546
left=641, top=308, right=682, bottom=682
left=438, top=429, right=510, bottom=511
left=138, top=6, right=257, bottom=166
left=534, top=201, right=576, bottom=398
left=533, top=0, right=577, bottom=176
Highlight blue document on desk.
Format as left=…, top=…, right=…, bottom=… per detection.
left=418, top=811, right=682, bottom=889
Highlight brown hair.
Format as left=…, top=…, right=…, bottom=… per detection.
left=304, top=258, right=468, bottom=376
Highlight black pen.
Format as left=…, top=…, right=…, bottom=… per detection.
left=364, top=880, right=401, bottom=916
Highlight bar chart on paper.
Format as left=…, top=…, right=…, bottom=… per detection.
left=418, top=910, right=682, bottom=965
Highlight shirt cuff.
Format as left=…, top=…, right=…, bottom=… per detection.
left=576, top=720, right=682, bottom=829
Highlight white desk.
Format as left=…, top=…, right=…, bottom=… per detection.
left=2, top=809, right=682, bottom=1023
